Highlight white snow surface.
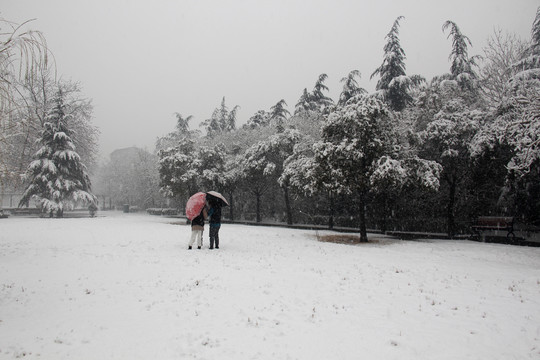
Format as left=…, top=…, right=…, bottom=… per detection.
left=1, top=212, right=540, bottom=359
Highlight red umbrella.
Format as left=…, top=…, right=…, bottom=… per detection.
left=186, top=192, right=207, bottom=220
left=206, top=191, right=229, bottom=207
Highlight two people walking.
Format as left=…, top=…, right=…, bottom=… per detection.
left=186, top=191, right=227, bottom=250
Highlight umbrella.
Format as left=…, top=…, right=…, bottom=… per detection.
left=206, top=191, right=229, bottom=207
left=185, top=192, right=207, bottom=220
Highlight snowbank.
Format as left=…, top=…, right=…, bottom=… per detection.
left=1, top=213, right=539, bottom=359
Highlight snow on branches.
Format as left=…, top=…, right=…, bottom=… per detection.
left=19, top=91, right=95, bottom=216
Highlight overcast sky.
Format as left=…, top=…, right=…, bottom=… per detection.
left=3, top=0, right=539, bottom=158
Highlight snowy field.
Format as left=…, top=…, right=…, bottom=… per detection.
left=1, top=212, right=539, bottom=360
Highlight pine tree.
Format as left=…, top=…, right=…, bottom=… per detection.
left=311, top=74, right=334, bottom=110
left=174, top=113, right=193, bottom=134
left=371, top=16, right=412, bottom=111
left=294, top=88, right=313, bottom=114
left=442, top=20, right=480, bottom=91
left=269, top=99, right=290, bottom=132
left=201, top=97, right=240, bottom=137
left=294, top=74, right=334, bottom=115
left=19, top=90, right=96, bottom=217
left=155, top=113, right=197, bottom=151
left=338, top=70, right=366, bottom=105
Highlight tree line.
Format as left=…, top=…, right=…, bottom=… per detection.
left=2, top=10, right=539, bottom=234
left=156, top=11, right=540, bottom=241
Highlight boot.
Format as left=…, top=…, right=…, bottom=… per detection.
left=197, top=246, right=201, bottom=249
left=188, top=246, right=192, bottom=250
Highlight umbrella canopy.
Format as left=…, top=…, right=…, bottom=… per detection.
left=185, top=192, right=207, bottom=220
left=206, top=191, right=229, bottom=207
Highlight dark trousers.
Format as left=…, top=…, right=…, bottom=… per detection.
left=209, top=225, right=220, bottom=248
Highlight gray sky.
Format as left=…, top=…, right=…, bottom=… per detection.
left=3, top=0, right=539, bottom=158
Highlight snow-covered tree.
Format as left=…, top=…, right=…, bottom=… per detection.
left=156, top=112, right=200, bottom=151
left=201, top=97, right=240, bottom=137
left=1, top=18, right=51, bottom=204
left=473, top=7, right=540, bottom=178
left=269, top=99, right=290, bottom=132
left=371, top=16, right=413, bottom=111
left=240, top=129, right=301, bottom=224
left=157, top=138, right=197, bottom=202
left=419, top=107, right=482, bottom=237
left=244, top=110, right=270, bottom=129
left=281, top=140, right=341, bottom=229
left=479, top=29, right=528, bottom=106
left=338, top=70, right=366, bottom=105
left=311, top=74, right=334, bottom=110
left=0, top=18, right=50, bottom=128
left=18, top=90, right=96, bottom=217
left=2, top=71, right=97, bottom=205
left=196, top=144, right=228, bottom=191
left=313, top=95, right=396, bottom=241
left=294, top=74, right=334, bottom=115
left=442, top=20, right=481, bottom=92
left=294, top=88, right=314, bottom=114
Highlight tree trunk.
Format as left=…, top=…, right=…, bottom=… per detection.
left=256, top=191, right=262, bottom=223
left=228, top=190, right=234, bottom=221
left=358, top=193, right=368, bottom=242
left=328, top=193, right=335, bottom=230
left=447, top=177, right=456, bottom=239
left=283, top=186, right=293, bottom=225
left=381, top=195, right=388, bottom=234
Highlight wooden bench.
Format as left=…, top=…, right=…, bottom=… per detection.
left=472, top=216, right=515, bottom=242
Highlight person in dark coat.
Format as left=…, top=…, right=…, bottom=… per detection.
left=207, top=198, right=222, bottom=249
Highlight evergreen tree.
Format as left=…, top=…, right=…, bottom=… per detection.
left=19, top=90, right=96, bottom=217
left=294, top=74, right=334, bottom=115
left=174, top=113, right=193, bottom=134
left=201, top=97, right=240, bottom=137
left=338, top=70, right=366, bottom=105
left=269, top=99, right=290, bottom=132
left=156, top=112, right=198, bottom=151
left=294, top=88, right=314, bottom=114
left=311, top=74, right=334, bottom=110
left=371, top=16, right=412, bottom=111
left=244, top=110, right=270, bottom=129
left=442, top=20, right=480, bottom=91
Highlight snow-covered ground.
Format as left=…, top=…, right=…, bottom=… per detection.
left=1, top=212, right=539, bottom=360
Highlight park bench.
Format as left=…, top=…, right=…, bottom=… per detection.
left=472, top=216, right=515, bottom=242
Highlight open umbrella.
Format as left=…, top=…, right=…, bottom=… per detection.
left=185, top=192, right=207, bottom=220
left=206, top=191, right=229, bottom=207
